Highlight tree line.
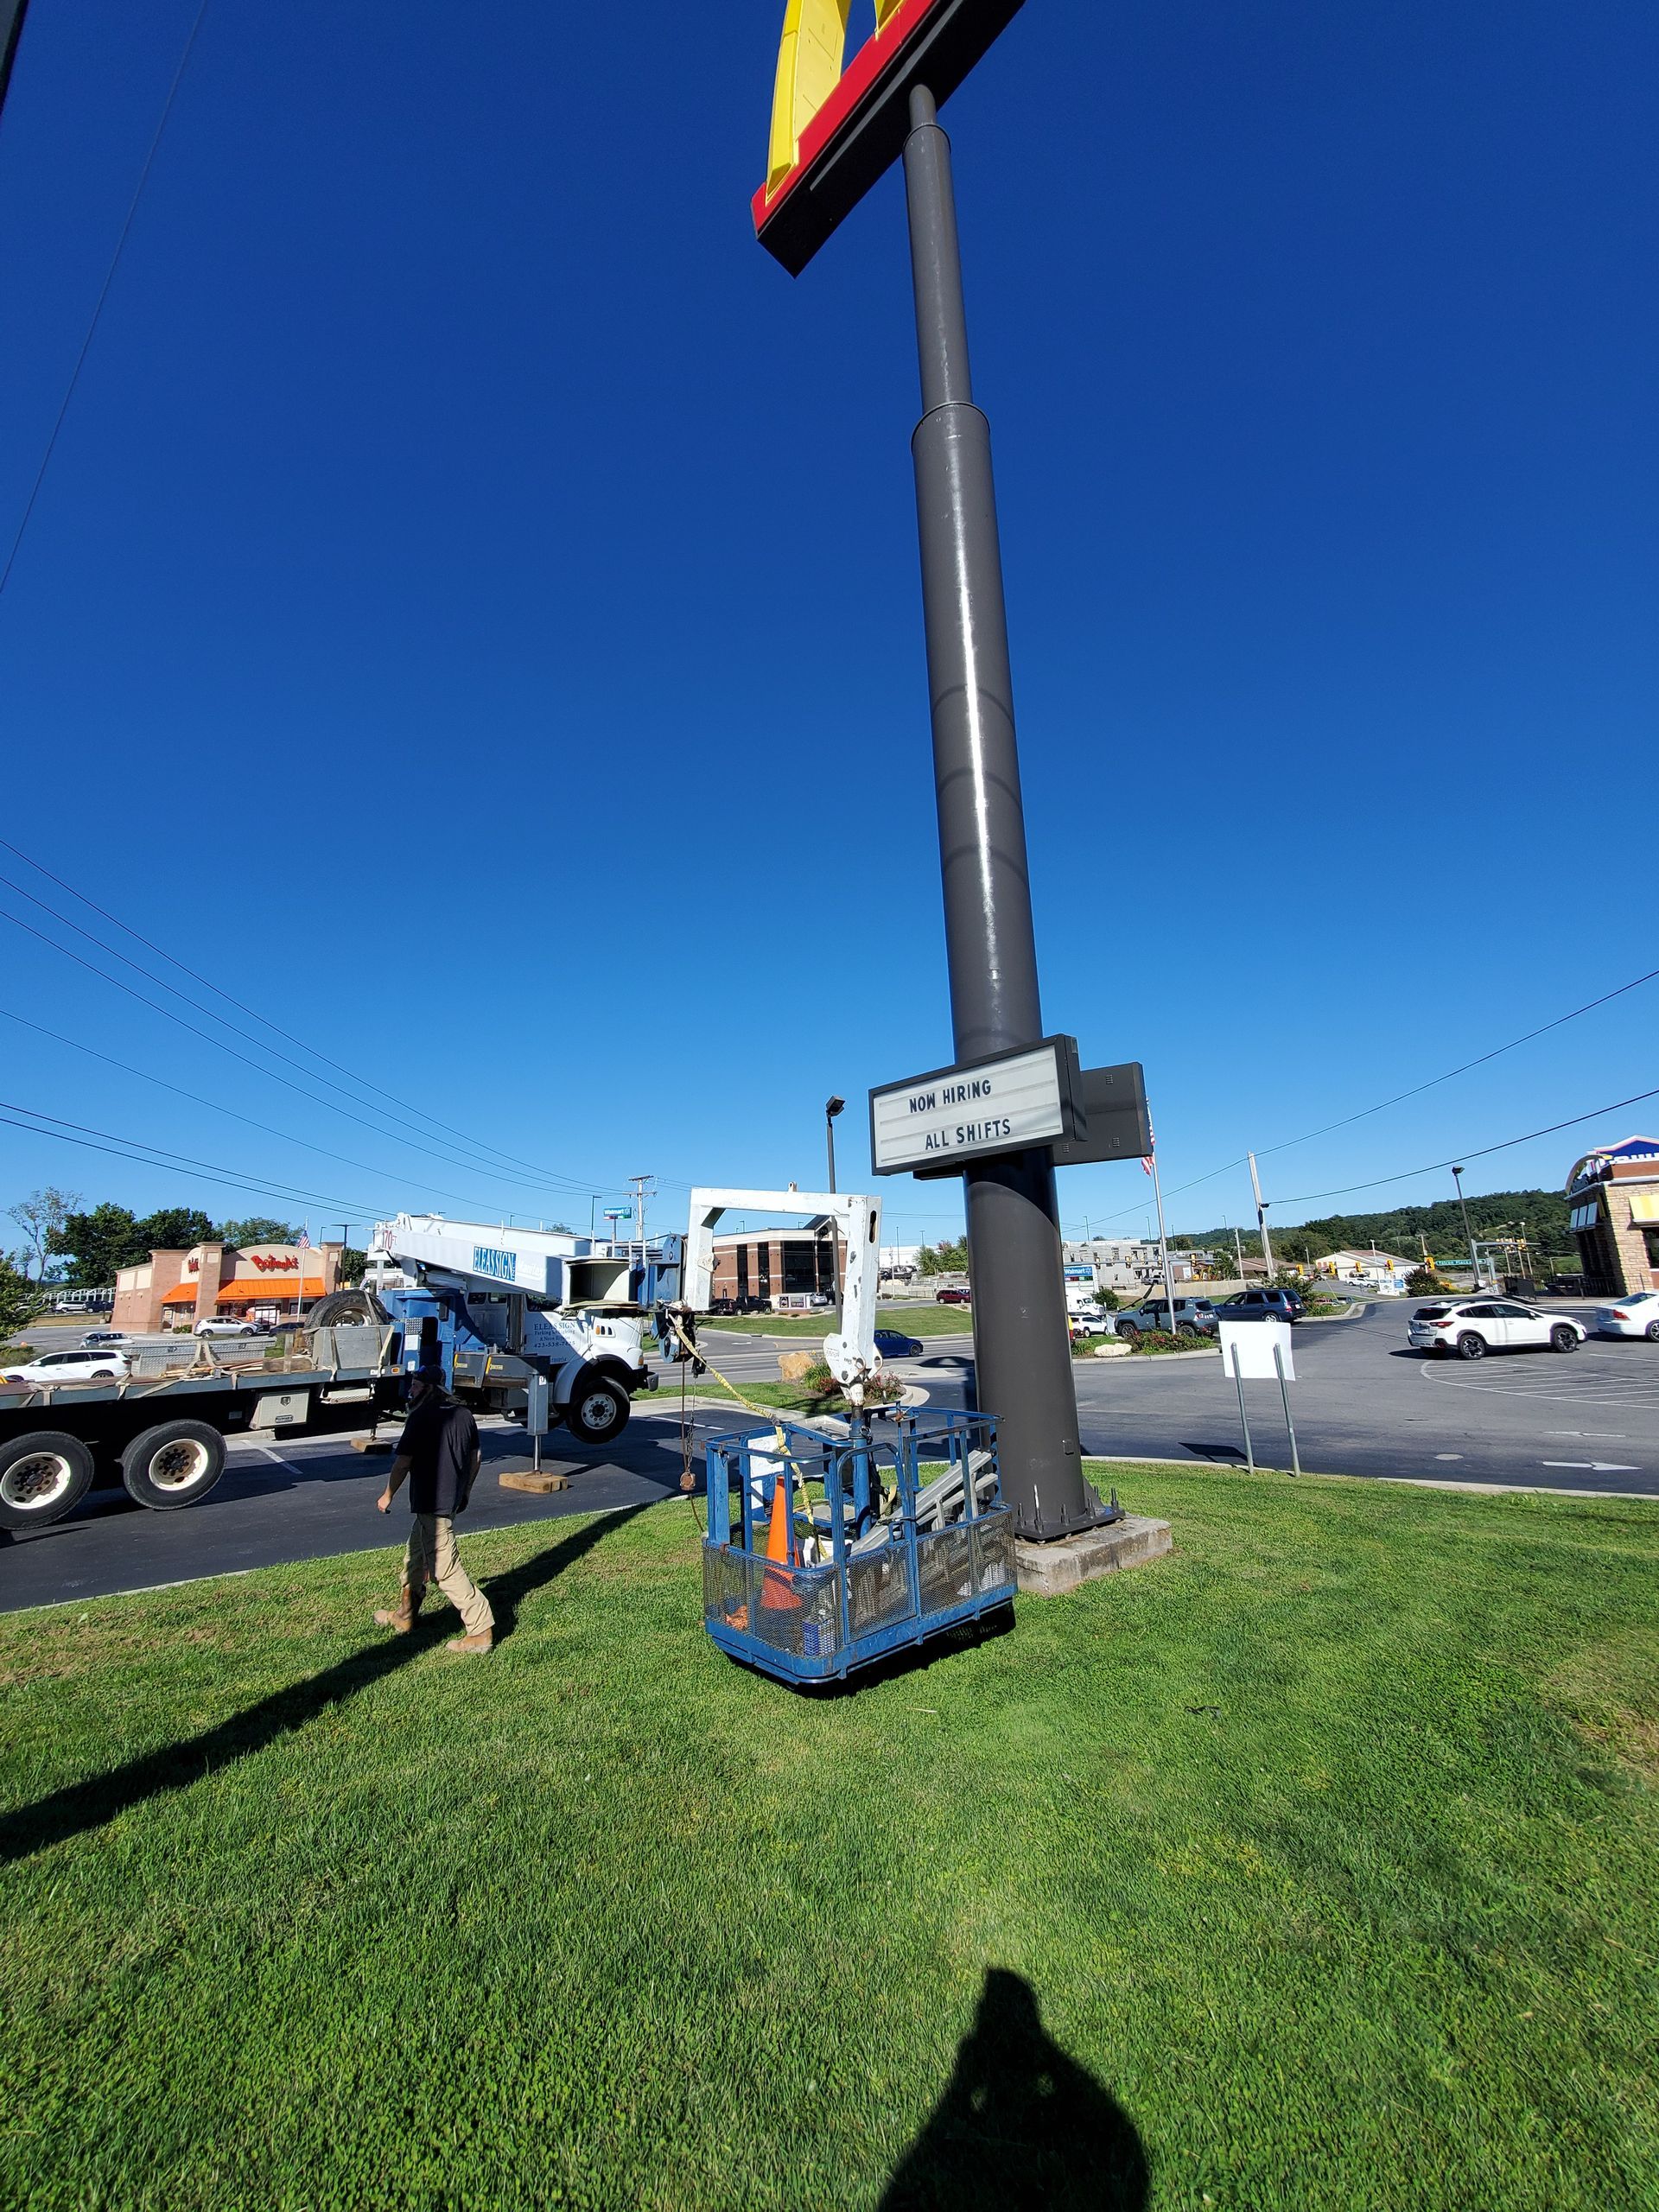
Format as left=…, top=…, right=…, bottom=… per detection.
left=5, top=1186, right=365, bottom=1291
left=1173, top=1188, right=1573, bottom=1266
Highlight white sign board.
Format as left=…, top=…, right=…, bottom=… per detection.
left=871, top=1044, right=1066, bottom=1173
left=1217, top=1319, right=1294, bottom=1382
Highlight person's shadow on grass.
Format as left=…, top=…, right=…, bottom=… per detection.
left=879, top=1968, right=1149, bottom=2211
left=0, top=1503, right=652, bottom=1868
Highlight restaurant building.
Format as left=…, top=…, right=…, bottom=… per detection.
left=709, top=1223, right=842, bottom=1310
left=113, top=1240, right=345, bottom=1332
left=1566, top=1136, right=1659, bottom=1296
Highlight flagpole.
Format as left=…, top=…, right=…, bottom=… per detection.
left=1150, top=1153, right=1177, bottom=1328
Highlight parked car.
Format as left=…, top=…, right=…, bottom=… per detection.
left=1215, top=1287, right=1306, bottom=1324
left=1114, top=1296, right=1218, bottom=1340
left=78, top=1330, right=130, bottom=1348
left=1596, top=1289, right=1659, bottom=1341
left=1407, top=1300, right=1586, bottom=1359
left=934, top=1287, right=972, bottom=1306
left=1067, top=1307, right=1111, bottom=1339
left=2, top=1346, right=132, bottom=1387
left=194, top=1316, right=260, bottom=1338
left=874, top=1327, right=925, bottom=1358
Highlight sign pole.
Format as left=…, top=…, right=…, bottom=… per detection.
left=1230, top=1343, right=1255, bottom=1474
left=902, top=86, right=1089, bottom=1540
left=1149, top=1149, right=1177, bottom=1327
left=1273, top=1341, right=1300, bottom=1477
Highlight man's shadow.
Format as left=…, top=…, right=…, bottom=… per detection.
left=0, top=1503, right=651, bottom=1868
left=880, top=1968, right=1148, bottom=2211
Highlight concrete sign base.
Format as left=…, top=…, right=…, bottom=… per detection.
left=1014, top=1515, right=1172, bottom=1597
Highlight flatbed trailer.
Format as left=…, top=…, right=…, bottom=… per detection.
left=0, top=1325, right=406, bottom=1531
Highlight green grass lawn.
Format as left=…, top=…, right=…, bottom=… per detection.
left=3, top=1468, right=1656, bottom=2209
left=701, top=1301, right=975, bottom=1339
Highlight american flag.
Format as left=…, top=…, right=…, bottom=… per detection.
left=1141, top=1122, right=1155, bottom=1175
left=296, top=1227, right=311, bottom=1249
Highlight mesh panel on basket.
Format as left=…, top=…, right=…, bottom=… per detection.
left=849, top=1545, right=912, bottom=1636
left=702, top=1544, right=750, bottom=1629
left=971, top=1510, right=1015, bottom=1596
left=917, top=1524, right=975, bottom=1615
left=745, top=1559, right=843, bottom=1659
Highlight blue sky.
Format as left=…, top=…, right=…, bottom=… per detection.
left=1, top=0, right=1655, bottom=1255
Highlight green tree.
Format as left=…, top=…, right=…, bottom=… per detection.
left=0, top=1255, right=44, bottom=1339
left=133, top=1208, right=219, bottom=1253
left=51, top=1203, right=145, bottom=1287
left=6, top=1185, right=81, bottom=1281
left=339, top=1246, right=369, bottom=1285
left=918, top=1238, right=969, bottom=1276
left=219, top=1217, right=299, bottom=1247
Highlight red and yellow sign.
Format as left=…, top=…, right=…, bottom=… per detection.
left=754, top=0, right=1025, bottom=274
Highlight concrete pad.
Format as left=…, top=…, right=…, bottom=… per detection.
left=1014, top=1514, right=1172, bottom=1596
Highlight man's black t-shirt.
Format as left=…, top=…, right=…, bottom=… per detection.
left=395, top=1395, right=480, bottom=1516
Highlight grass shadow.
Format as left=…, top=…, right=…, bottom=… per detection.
left=0, top=1503, right=652, bottom=1868
left=879, top=1967, right=1149, bottom=2209
left=1178, top=1440, right=1249, bottom=1464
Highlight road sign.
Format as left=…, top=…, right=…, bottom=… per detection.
left=753, top=0, right=1026, bottom=274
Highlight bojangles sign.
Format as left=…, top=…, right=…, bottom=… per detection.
left=753, top=0, right=1025, bottom=273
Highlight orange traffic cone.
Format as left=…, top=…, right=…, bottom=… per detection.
left=759, top=1452, right=799, bottom=1613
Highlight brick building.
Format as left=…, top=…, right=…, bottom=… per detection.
left=113, top=1240, right=345, bottom=1332
left=709, top=1223, right=842, bottom=1310
left=1566, top=1136, right=1659, bottom=1296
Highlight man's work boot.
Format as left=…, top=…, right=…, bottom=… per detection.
left=374, top=1594, right=421, bottom=1633
left=446, top=1631, right=493, bottom=1656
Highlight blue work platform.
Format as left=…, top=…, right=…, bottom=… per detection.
left=701, top=1408, right=1015, bottom=1686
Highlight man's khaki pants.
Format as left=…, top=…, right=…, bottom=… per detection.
left=404, top=1514, right=494, bottom=1637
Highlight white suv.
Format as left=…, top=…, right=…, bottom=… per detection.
left=194, top=1317, right=260, bottom=1338
left=2, top=1346, right=131, bottom=1387
left=1408, top=1300, right=1586, bottom=1360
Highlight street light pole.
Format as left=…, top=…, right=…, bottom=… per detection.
left=824, top=1096, right=845, bottom=1194
left=1249, top=1152, right=1275, bottom=1277
left=903, top=85, right=1087, bottom=1541
left=1452, top=1166, right=1479, bottom=1284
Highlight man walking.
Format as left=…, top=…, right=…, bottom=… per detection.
left=374, top=1363, right=495, bottom=1653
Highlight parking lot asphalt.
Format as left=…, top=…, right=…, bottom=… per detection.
left=897, top=1300, right=1659, bottom=1497
left=5, top=1304, right=1654, bottom=1613
left=0, top=1408, right=709, bottom=1616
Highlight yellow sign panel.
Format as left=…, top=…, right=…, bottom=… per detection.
left=1629, top=1192, right=1659, bottom=1224
left=767, top=1, right=906, bottom=192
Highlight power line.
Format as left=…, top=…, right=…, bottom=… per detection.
left=0, top=0, right=213, bottom=602
left=0, top=838, right=702, bottom=1199
left=0, top=903, right=606, bottom=1204
left=0, top=1005, right=556, bottom=1219
left=0, top=1101, right=381, bottom=1216
left=1269, top=1087, right=1659, bottom=1208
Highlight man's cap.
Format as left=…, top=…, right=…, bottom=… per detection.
left=414, top=1362, right=446, bottom=1382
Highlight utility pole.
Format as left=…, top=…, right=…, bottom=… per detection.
left=903, top=86, right=1087, bottom=1541
left=629, top=1174, right=656, bottom=1263
left=1249, top=1152, right=1274, bottom=1277
left=1451, top=1166, right=1478, bottom=1284
left=1233, top=1224, right=1246, bottom=1282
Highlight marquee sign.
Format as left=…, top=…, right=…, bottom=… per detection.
left=754, top=0, right=1026, bottom=274
left=870, top=1043, right=1152, bottom=1178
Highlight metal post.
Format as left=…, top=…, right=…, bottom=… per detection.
left=903, top=85, right=1088, bottom=1541
left=1249, top=1152, right=1274, bottom=1276
left=1233, top=1224, right=1245, bottom=1283
left=1150, top=1150, right=1177, bottom=1330
left=1274, top=1341, right=1300, bottom=1477
left=1230, top=1343, right=1255, bottom=1473
left=1452, top=1166, right=1479, bottom=1284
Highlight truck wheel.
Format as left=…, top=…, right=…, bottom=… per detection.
left=0, top=1431, right=96, bottom=1530
left=121, top=1421, right=226, bottom=1511
left=1116, top=1321, right=1136, bottom=1342
left=562, top=1368, right=630, bottom=1446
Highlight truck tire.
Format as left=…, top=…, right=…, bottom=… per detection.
left=121, top=1420, right=227, bottom=1511
left=0, top=1431, right=96, bottom=1530
left=562, top=1367, right=631, bottom=1446
left=1116, top=1321, right=1136, bottom=1342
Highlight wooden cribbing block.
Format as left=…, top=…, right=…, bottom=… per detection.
left=499, top=1468, right=572, bottom=1494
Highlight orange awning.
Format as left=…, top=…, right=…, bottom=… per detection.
left=160, top=1282, right=199, bottom=1305
left=216, top=1275, right=326, bottom=1302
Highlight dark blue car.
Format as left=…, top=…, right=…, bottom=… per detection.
left=874, top=1327, right=924, bottom=1359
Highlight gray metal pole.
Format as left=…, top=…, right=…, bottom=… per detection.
left=1274, top=1341, right=1300, bottom=1477
left=1150, top=1151, right=1177, bottom=1328
left=1230, top=1343, right=1255, bottom=1474
left=904, top=85, right=1088, bottom=1541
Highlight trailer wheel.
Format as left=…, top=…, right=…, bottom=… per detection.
left=121, top=1421, right=226, bottom=1511
left=0, top=1431, right=96, bottom=1529
left=562, top=1368, right=631, bottom=1446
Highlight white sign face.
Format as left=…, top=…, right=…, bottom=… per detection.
left=1217, top=1319, right=1294, bottom=1382
left=872, top=1046, right=1065, bottom=1173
